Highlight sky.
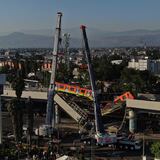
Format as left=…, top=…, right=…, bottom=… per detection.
left=1, top=0, right=160, bottom=35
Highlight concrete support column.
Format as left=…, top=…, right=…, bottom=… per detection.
left=55, top=104, right=60, bottom=125
left=129, top=109, right=137, bottom=133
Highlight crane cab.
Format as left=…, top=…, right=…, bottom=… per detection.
left=95, top=132, right=117, bottom=146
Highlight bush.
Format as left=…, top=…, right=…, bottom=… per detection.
left=151, top=141, right=160, bottom=158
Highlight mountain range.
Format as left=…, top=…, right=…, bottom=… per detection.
left=1, top=29, right=160, bottom=48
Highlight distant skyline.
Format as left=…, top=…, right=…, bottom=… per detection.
left=1, top=0, right=160, bottom=35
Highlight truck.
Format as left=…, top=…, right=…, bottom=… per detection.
left=80, top=133, right=142, bottom=150
left=116, top=137, right=142, bottom=150
left=80, top=25, right=141, bottom=150
left=37, top=12, right=62, bottom=137
left=81, top=25, right=117, bottom=146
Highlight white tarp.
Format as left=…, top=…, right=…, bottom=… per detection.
left=56, top=155, right=69, bottom=160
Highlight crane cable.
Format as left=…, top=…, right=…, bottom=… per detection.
left=116, top=103, right=127, bottom=134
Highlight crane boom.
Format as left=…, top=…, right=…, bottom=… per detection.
left=80, top=25, right=105, bottom=134
left=80, top=25, right=117, bottom=146
left=45, top=12, right=62, bottom=126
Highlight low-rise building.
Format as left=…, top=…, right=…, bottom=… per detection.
left=128, top=58, right=149, bottom=71
left=111, top=60, right=122, bottom=65
left=128, top=58, right=160, bottom=76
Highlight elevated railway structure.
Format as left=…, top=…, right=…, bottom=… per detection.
left=2, top=88, right=134, bottom=115
left=3, top=87, right=160, bottom=133
left=4, top=88, right=159, bottom=115
left=126, top=99, right=160, bottom=113
left=54, top=93, right=88, bottom=124
left=1, top=12, right=159, bottom=151
left=4, top=84, right=160, bottom=113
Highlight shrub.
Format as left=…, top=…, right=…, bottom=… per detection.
left=151, top=141, right=160, bottom=158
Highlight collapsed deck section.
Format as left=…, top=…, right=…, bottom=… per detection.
left=54, top=94, right=88, bottom=123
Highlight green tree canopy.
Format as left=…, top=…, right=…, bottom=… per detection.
left=11, top=76, right=25, bottom=99
left=151, top=141, right=160, bottom=158
left=6, top=98, right=23, bottom=142
left=92, top=55, right=127, bottom=81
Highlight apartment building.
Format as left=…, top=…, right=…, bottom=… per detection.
left=128, top=58, right=160, bottom=75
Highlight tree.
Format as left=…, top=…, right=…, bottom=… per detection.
left=151, top=141, right=160, bottom=159
left=6, top=99, right=24, bottom=142
left=92, top=55, right=127, bottom=81
left=14, top=52, right=20, bottom=70
left=41, top=71, right=51, bottom=87
left=76, top=69, right=89, bottom=85
left=24, top=58, right=31, bottom=76
left=0, top=65, right=10, bottom=74
left=120, top=68, right=145, bottom=96
left=11, top=76, right=25, bottom=100
left=56, top=61, right=73, bottom=83
left=146, top=49, right=160, bottom=60
left=25, top=97, right=34, bottom=148
left=8, top=71, right=25, bottom=142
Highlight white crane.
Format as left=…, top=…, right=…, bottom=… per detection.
left=45, top=12, right=62, bottom=127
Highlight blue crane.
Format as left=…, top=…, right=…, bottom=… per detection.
left=80, top=25, right=116, bottom=145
